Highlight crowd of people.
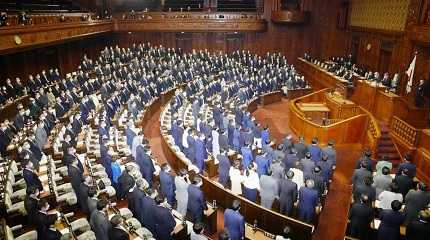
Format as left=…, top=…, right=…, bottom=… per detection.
left=0, top=43, right=310, bottom=240
left=349, top=151, right=430, bottom=240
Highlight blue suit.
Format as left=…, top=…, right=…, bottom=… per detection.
left=396, top=162, right=416, bottom=178
left=261, top=129, right=270, bottom=145
left=378, top=210, right=406, bottom=240
left=160, top=170, right=176, bottom=206
left=255, top=154, right=269, bottom=177
left=232, top=129, right=241, bottom=151
left=308, top=144, right=322, bottom=162
left=241, top=146, right=253, bottom=168
left=135, top=145, right=155, bottom=187
left=298, top=187, right=319, bottom=223
left=140, top=196, right=156, bottom=233
left=224, top=209, right=245, bottom=240
left=194, top=138, right=206, bottom=172
left=187, top=185, right=208, bottom=223
left=186, top=135, right=195, bottom=162
left=217, top=154, right=231, bottom=186
left=154, top=206, right=176, bottom=240
left=125, top=128, right=136, bottom=149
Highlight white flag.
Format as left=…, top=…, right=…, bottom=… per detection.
left=405, top=55, right=417, bottom=94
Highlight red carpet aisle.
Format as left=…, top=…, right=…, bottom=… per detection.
left=143, top=107, right=169, bottom=165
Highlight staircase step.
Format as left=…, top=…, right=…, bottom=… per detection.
left=378, top=141, right=395, bottom=147
left=377, top=147, right=397, bottom=153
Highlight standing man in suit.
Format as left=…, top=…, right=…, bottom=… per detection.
left=153, top=195, right=176, bottom=240
left=240, top=141, right=253, bottom=168
left=351, top=162, right=372, bottom=188
left=259, top=171, right=279, bottom=209
left=127, top=178, right=145, bottom=220
left=377, top=200, right=405, bottom=240
left=90, top=199, right=111, bottom=240
left=187, top=176, right=208, bottom=223
left=404, top=182, right=430, bottom=223
left=68, top=158, right=84, bottom=206
left=322, top=140, right=336, bottom=168
left=406, top=210, right=430, bottom=240
left=307, top=138, right=322, bottom=162
left=348, top=194, right=374, bottom=240
left=394, top=168, right=414, bottom=198
left=279, top=170, right=298, bottom=216
left=108, top=215, right=129, bottom=240
left=194, top=133, right=207, bottom=172
left=135, top=144, right=155, bottom=187
left=34, top=200, right=59, bottom=239
left=78, top=176, right=93, bottom=214
left=139, top=189, right=157, bottom=234
left=224, top=200, right=245, bottom=240
left=175, top=169, right=190, bottom=217
left=298, top=179, right=319, bottom=223
left=294, top=136, right=307, bottom=160
left=396, top=153, right=416, bottom=178
left=24, top=186, right=40, bottom=225
left=23, top=160, right=43, bottom=192
left=217, top=149, right=231, bottom=187
left=160, top=163, right=176, bottom=206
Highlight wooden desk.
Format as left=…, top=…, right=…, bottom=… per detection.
left=373, top=90, right=400, bottom=123
left=350, top=78, right=386, bottom=113
left=297, top=103, right=330, bottom=120
left=245, top=224, right=275, bottom=240
left=260, top=91, right=282, bottom=106
left=325, top=92, right=359, bottom=119
left=296, top=58, right=349, bottom=90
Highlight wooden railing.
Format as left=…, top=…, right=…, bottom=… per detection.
left=391, top=116, right=421, bottom=147
left=2, top=12, right=96, bottom=27
left=113, top=11, right=267, bottom=32
left=289, top=89, right=369, bottom=145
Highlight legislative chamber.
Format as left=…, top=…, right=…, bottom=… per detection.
left=0, top=1, right=429, bottom=240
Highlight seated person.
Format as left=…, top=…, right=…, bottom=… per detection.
left=108, top=214, right=129, bottom=240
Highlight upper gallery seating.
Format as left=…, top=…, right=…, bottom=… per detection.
left=0, top=0, right=84, bottom=13
left=217, top=0, right=257, bottom=12
left=163, top=0, right=204, bottom=11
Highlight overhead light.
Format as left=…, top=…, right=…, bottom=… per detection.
left=181, top=31, right=185, bottom=34
left=128, top=32, right=132, bottom=34
left=234, top=31, right=238, bottom=34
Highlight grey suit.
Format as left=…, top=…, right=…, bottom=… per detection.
left=270, top=161, right=285, bottom=180
left=87, top=197, right=98, bottom=214
left=351, top=168, right=372, bottom=187
left=35, top=127, right=47, bottom=149
left=322, top=146, right=336, bottom=166
left=175, top=176, right=189, bottom=217
left=405, top=190, right=430, bottom=223
left=372, top=174, right=392, bottom=197
left=259, top=175, right=279, bottom=209
left=90, top=210, right=111, bottom=240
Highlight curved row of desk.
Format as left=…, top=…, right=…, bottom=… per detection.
left=143, top=87, right=316, bottom=239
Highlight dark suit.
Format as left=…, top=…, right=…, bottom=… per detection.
left=117, top=171, right=134, bottom=200
left=394, top=174, right=413, bottom=197
left=154, top=206, right=176, bottom=240
left=160, top=170, right=176, bottom=206
left=34, top=211, right=58, bottom=239
left=45, top=228, right=62, bottom=240
left=68, top=164, right=83, bottom=201
left=349, top=202, right=374, bottom=240
left=404, top=190, right=430, bottom=223
left=108, top=227, right=129, bottom=240
left=279, top=178, right=298, bottom=216
left=23, top=169, right=43, bottom=191
left=217, top=154, right=231, bottom=187
left=135, top=145, right=155, bottom=187
left=224, top=209, right=245, bottom=240
left=298, top=187, right=318, bottom=223
left=377, top=210, right=405, bottom=240
left=90, top=210, right=111, bottom=240
left=24, top=196, right=39, bottom=225
left=127, top=187, right=145, bottom=220
left=139, top=196, right=156, bottom=234
left=406, top=219, right=430, bottom=240
left=187, top=185, right=208, bottom=223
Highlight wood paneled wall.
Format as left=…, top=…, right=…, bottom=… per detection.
left=110, top=0, right=350, bottom=64
left=0, top=34, right=109, bottom=82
